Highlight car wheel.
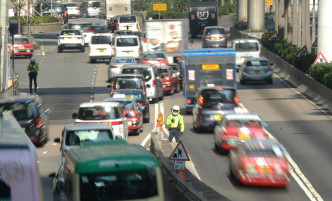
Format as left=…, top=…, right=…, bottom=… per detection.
left=58, top=46, right=62, bottom=53
left=90, top=58, right=96, bottom=63
left=81, top=45, right=85, bottom=52
left=268, top=78, right=273, bottom=84
left=144, top=116, right=150, bottom=123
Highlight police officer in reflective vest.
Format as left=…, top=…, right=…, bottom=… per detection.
left=166, top=105, right=184, bottom=142
left=27, top=57, right=39, bottom=94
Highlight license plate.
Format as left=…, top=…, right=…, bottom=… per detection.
left=69, top=8, right=73, bottom=10
left=254, top=69, right=261, bottom=73
left=19, top=46, right=25, bottom=49
left=214, top=114, right=222, bottom=121
left=99, top=49, right=104, bottom=52
left=94, top=8, right=97, bottom=10
left=202, top=64, right=219, bottom=70
left=238, top=133, right=251, bottom=140
left=67, top=37, right=72, bottom=39
left=259, top=166, right=271, bottom=174
left=212, top=37, right=218, bottom=40
left=125, top=51, right=131, bottom=54
left=243, top=57, right=247, bottom=61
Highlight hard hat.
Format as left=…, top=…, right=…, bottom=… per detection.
left=172, top=105, right=180, bottom=115
left=30, top=57, right=36, bottom=62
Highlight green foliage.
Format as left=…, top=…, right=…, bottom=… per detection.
left=219, top=3, right=236, bottom=15
left=294, top=54, right=316, bottom=73
left=233, top=21, right=247, bottom=31
left=323, top=71, right=332, bottom=89
left=145, top=10, right=188, bottom=19
left=9, top=16, right=58, bottom=26
left=309, top=63, right=332, bottom=84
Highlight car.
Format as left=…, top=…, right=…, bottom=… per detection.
left=232, top=38, right=262, bottom=69
left=107, top=56, right=136, bottom=80
left=0, top=96, right=52, bottom=147
left=64, top=3, right=80, bottom=18
left=214, top=112, right=268, bottom=154
left=91, top=25, right=108, bottom=33
left=104, top=98, right=144, bottom=135
left=43, top=3, right=68, bottom=24
left=113, top=35, right=142, bottom=60
left=72, top=102, right=128, bottom=140
left=67, top=23, right=94, bottom=46
left=192, top=86, right=239, bottom=131
left=89, top=33, right=114, bottom=63
left=57, top=29, right=85, bottom=53
left=11, top=35, right=34, bottom=58
left=140, top=52, right=169, bottom=67
left=116, top=14, right=139, bottom=31
left=106, top=16, right=118, bottom=32
left=202, top=26, right=227, bottom=48
left=169, top=62, right=183, bottom=89
left=239, top=57, right=273, bottom=84
left=33, top=2, right=50, bottom=16
left=110, top=89, right=150, bottom=123
left=121, top=64, right=164, bottom=103
left=229, top=139, right=290, bottom=187
left=79, top=0, right=101, bottom=18
left=107, top=74, right=146, bottom=95
left=157, top=66, right=180, bottom=95
left=53, top=124, right=119, bottom=162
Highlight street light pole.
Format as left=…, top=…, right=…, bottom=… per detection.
left=28, top=0, right=31, bottom=41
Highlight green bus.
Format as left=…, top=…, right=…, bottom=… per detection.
left=63, top=140, right=165, bottom=201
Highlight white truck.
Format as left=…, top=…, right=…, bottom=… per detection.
left=105, top=0, right=131, bottom=19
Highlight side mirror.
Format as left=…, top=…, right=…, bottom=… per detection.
left=115, top=135, right=122, bottom=140
left=54, top=138, right=61, bottom=143
left=72, top=113, right=77, bottom=119
left=146, top=84, right=151, bottom=88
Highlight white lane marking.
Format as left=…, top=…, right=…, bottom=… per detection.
left=160, top=103, right=201, bottom=181
left=141, top=133, right=151, bottom=147
left=52, top=143, right=57, bottom=146
left=43, top=151, right=48, bottom=154
left=141, top=103, right=159, bottom=147
left=41, top=40, right=45, bottom=55
left=274, top=73, right=332, bottom=119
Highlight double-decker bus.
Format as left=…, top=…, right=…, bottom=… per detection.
left=62, top=140, right=165, bottom=201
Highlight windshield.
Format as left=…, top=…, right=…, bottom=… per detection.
left=112, top=92, right=144, bottom=101
left=246, top=60, right=268, bottom=66
left=80, top=169, right=157, bottom=200
left=60, top=30, right=81, bottom=35
left=158, top=69, right=169, bottom=77
left=122, top=68, right=152, bottom=82
left=14, top=38, right=30, bottom=44
left=91, top=36, right=111, bottom=44
left=205, top=28, right=225, bottom=35
left=144, top=53, right=165, bottom=60
left=119, top=15, right=136, bottom=23
left=65, top=3, right=77, bottom=7
left=0, top=103, right=36, bottom=120
left=226, top=119, right=262, bottom=127
left=69, top=24, right=92, bottom=32
left=118, top=101, right=135, bottom=110
left=77, top=106, right=121, bottom=120
left=235, top=42, right=259, bottom=52
left=65, top=130, right=113, bottom=145
left=200, top=89, right=236, bottom=108
left=90, top=2, right=100, bottom=7
left=113, top=78, right=143, bottom=90
left=116, top=38, right=138, bottom=47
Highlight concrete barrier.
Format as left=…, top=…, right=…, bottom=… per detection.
left=22, top=23, right=62, bottom=34
left=230, top=27, right=332, bottom=112
left=150, top=132, right=230, bottom=201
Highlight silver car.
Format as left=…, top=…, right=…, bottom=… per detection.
left=202, top=26, right=227, bottom=48
left=108, top=56, right=136, bottom=82
left=239, top=57, right=273, bottom=84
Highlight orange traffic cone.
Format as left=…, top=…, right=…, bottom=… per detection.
left=176, top=170, right=186, bottom=181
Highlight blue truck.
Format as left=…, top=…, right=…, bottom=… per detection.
left=183, top=48, right=237, bottom=113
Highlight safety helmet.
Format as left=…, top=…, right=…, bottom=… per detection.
left=172, top=105, right=180, bottom=115
left=30, top=57, right=36, bottom=62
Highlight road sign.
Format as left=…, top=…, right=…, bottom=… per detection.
left=313, top=52, right=328, bottom=66
left=174, top=160, right=185, bottom=170
left=266, top=31, right=277, bottom=41
left=169, top=141, right=190, bottom=161
left=295, top=46, right=308, bottom=58
left=265, top=0, right=273, bottom=6
left=312, top=38, right=317, bottom=48
left=153, top=4, right=167, bottom=11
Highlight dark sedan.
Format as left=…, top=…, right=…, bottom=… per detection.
left=0, top=96, right=52, bottom=146
left=110, top=89, right=150, bottom=123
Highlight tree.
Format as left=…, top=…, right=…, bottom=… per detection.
left=9, top=0, right=27, bottom=34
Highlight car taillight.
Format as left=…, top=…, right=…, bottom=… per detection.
left=114, top=48, right=116, bottom=54
left=242, top=67, right=247, bottom=71
left=36, top=117, right=42, bottom=129
left=88, top=4, right=90, bottom=8
left=186, top=99, right=192, bottom=104
left=204, top=36, right=211, bottom=39
left=87, top=29, right=93, bottom=32
left=220, top=35, right=226, bottom=39
left=138, top=102, right=147, bottom=107
left=109, top=121, right=123, bottom=125
left=268, top=66, right=272, bottom=70
left=259, top=53, right=262, bottom=57
left=143, top=38, right=146, bottom=43
left=198, top=95, right=203, bottom=106
left=136, top=23, right=138, bottom=28
left=78, top=37, right=82, bottom=39
left=215, top=87, right=223, bottom=90
left=60, top=37, right=64, bottom=39
left=110, top=65, right=117, bottom=68
left=139, top=47, right=141, bottom=53
left=152, top=79, right=156, bottom=87
left=234, top=96, right=239, bottom=105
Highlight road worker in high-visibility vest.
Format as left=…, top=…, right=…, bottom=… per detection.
left=166, top=105, right=184, bottom=142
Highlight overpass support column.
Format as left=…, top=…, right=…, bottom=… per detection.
left=248, top=0, right=265, bottom=31
left=318, top=0, right=332, bottom=62
left=237, top=0, right=248, bottom=21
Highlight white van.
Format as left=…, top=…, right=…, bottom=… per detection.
left=113, top=35, right=141, bottom=60
left=117, top=14, right=139, bottom=31
left=89, top=33, right=114, bottom=63
left=0, top=112, right=43, bottom=201
left=232, top=38, right=262, bottom=68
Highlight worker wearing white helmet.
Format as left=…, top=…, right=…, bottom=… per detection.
left=27, top=57, right=39, bottom=94
left=166, top=105, right=184, bottom=143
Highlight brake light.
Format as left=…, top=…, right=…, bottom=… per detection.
left=36, top=117, right=42, bottom=129
left=152, top=79, right=156, bottom=87
left=114, top=48, right=116, bottom=54
left=219, top=35, right=226, bottom=39
left=109, top=121, right=123, bottom=125
left=215, top=87, right=223, bottom=90
left=186, top=99, right=192, bottom=104
left=259, top=53, right=262, bottom=57
left=198, top=95, right=203, bottom=106
left=139, top=47, right=141, bottom=53
left=204, top=36, right=211, bottom=39
left=268, top=66, right=272, bottom=70
left=94, top=105, right=102, bottom=107
left=138, top=102, right=147, bottom=107
left=143, top=38, right=146, bottom=43
left=87, top=29, right=93, bottom=32
left=60, top=37, right=64, bottom=39
left=234, top=96, right=239, bottom=104
left=110, top=65, right=117, bottom=68
left=88, top=4, right=90, bottom=8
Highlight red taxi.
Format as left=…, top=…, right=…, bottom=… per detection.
left=158, top=66, right=180, bottom=95
left=140, top=52, right=169, bottom=67
left=104, top=97, right=143, bottom=135
left=214, top=112, right=268, bottom=154
left=12, top=35, right=34, bottom=58
left=229, top=139, right=290, bottom=187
